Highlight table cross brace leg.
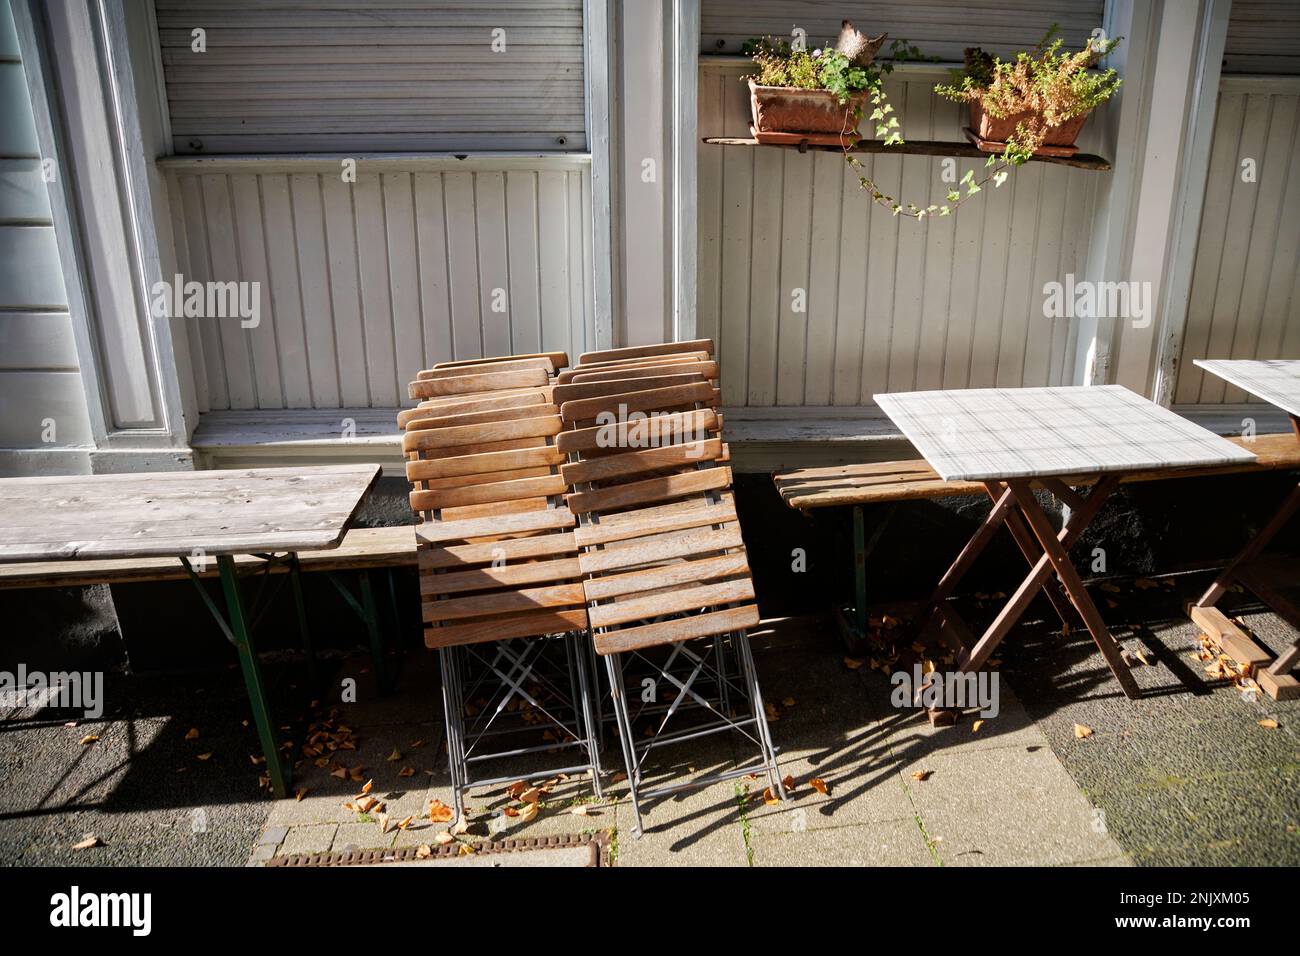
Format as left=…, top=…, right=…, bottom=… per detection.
left=1190, top=475, right=1300, bottom=701
left=919, top=475, right=1137, bottom=717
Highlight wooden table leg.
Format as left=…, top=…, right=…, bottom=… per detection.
left=956, top=475, right=1122, bottom=676
left=1009, top=481, right=1141, bottom=700
left=984, top=481, right=1081, bottom=633
left=1190, top=455, right=1300, bottom=699
left=917, top=484, right=1017, bottom=641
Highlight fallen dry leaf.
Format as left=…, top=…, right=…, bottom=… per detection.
left=1258, top=718, right=1280, bottom=730
left=911, top=769, right=933, bottom=782
left=570, top=804, right=590, bottom=816
left=505, top=780, right=528, bottom=799
left=185, top=728, right=200, bottom=741
left=397, top=766, right=415, bottom=778
left=781, top=774, right=795, bottom=792
left=386, top=748, right=402, bottom=762
left=433, top=831, right=454, bottom=846
left=359, top=778, right=374, bottom=795
left=843, top=657, right=865, bottom=671
left=428, top=799, right=455, bottom=823
left=415, top=843, right=433, bottom=859
left=519, top=786, right=545, bottom=805
left=762, top=787, right=780, bottom=806
left=196, top=752, right=213, bottom=761
left=376, top=812, right=391, bottom=833
left=71, top=835, right=103, bottom=851
left=457, top=843, right=475, bottom=856
left=409, top=739, right=426, bottom=749
left=396, top=815, right=413, bottom=830
left=518, top=801, right=539, bottom=823
left=78, top=735, right=99, bottom=746
left=1074, top=723, right=1094, bottom=739
left=810, top=777, right=829, bottom=796
left=781, top=697, right=796, bottom=708
left=330, top=767, right=348, bottom=779
left=972, top=719, right=985, bottom=733
left=294, top=788, right=309, bottom=802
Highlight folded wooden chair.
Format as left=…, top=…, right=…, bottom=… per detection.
left=556, top=367, right=784, bottom=835
left=401, top=355, right=603, bottom=825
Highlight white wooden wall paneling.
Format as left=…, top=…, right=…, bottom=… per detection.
left=1175, top=81, right=1300, bottom=406
left=166, top=160, right=593, bottom=410
left=698, top=61, right=1102, bottom=408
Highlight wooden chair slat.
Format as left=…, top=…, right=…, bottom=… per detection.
left=577, top=339, right=714, bottom=365
left=408, top=367, right=548, bottom=400
left=417, top=357, right=554, bottom=380
left=552, top=373, right=708, bottom=406
left=555, top=408, right=718, bottom=455
left=431, top=351, right=568, bottom=372
left=561, top=438, right=724, bottom=485
left=410, top=473, right=567, bottom=511
left=407, top=445, right=565, bottom=482
left=588, top=577, right=755, bottom=629
left=422, top=582, right=587, bottom=622
left=415, top=507, right=575, bottom=544
left=592, top=604, right=759, bottom=655
left=419, top=556, right=584, bottom=596
left=578, top=525, right=743, bottom=574
left=425, top=607, right=589, bottom=648
left=418, top=531, right=578, bottom=570
left=559, top=382, right=715, bottom=424
left=555, top=354, right=710, bottom=382
left=581, top=551, right=751, bottom=601
left=566, top=465, right=731, bottom=515
left=573, top=496, right=737, bottom=547
left=402, top=414, right=562, bottom=454
left=403, top=401, right=558, bottom=433
left=566, top=360, right=718, bottom=385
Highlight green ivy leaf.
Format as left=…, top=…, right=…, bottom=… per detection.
left=946, top=190, right=960, bottom=202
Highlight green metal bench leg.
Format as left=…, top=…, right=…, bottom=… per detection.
left=217, top=555, right=291, bottom=798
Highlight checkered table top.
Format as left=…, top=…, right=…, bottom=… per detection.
left=874, top=385, right=1255, bottom=482
left=1194, top=359, right=1300, bottom=419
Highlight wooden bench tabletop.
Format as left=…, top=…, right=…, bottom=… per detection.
left=0, top=525, right=417, bottom=590
left=774, top=432, right=1300, bottom=511
left=0, top=464, right=381, bottom=562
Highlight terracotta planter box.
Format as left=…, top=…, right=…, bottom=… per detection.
left=749, top=78, right=868, bottom=146
left=966, top=100, right=1091, bottom=156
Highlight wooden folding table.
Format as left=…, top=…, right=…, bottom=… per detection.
left=0, top=464, right=381, bottom=796
left=1189, top=359, right=1300, bottom=700
left=874, top=385, right=1255, bottom=711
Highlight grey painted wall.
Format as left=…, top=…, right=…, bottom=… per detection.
left=0, top=0, right=93, bottom=457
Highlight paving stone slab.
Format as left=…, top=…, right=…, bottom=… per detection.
left=751, top=817, right=935, bottom=867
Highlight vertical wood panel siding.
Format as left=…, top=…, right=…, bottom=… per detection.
left=1224, top=0, right=1300, bottom=75
left=0, top=0, right=92, bottom=450
left=154, top=0, right=586, bottom=153
left=700, top=0, right=1105, bottom=61
left=1175, top=79, right=1300, bottom=406
left=697, top=62, right=1101, bottom=408
left=167, top=164, right=593, bottom=411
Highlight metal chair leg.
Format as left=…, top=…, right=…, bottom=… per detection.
left=604, top=652, right=646, bottom=837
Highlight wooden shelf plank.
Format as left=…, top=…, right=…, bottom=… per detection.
left=702, top=137, right=1112, bottom=171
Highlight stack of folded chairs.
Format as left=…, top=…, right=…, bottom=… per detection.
left=401, top=340, right=784, bottom=835
left=401, top=352, right=602, bottom=827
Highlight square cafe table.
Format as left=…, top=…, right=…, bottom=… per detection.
left=1190, top=359, right=1300, bottom=699
left=0, top=464, right=381, bottom=796
left=874, top=385, right=1255, bottom=706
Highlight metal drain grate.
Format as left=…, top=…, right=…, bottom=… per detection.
left=266, top=831, right=611, bottom=867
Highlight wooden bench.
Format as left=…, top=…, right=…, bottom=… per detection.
left=773, top=432, right=1300, bottom=647
left=0, top=524, right=418, bottom=700
left=0, top=525, right=416, bottom=590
